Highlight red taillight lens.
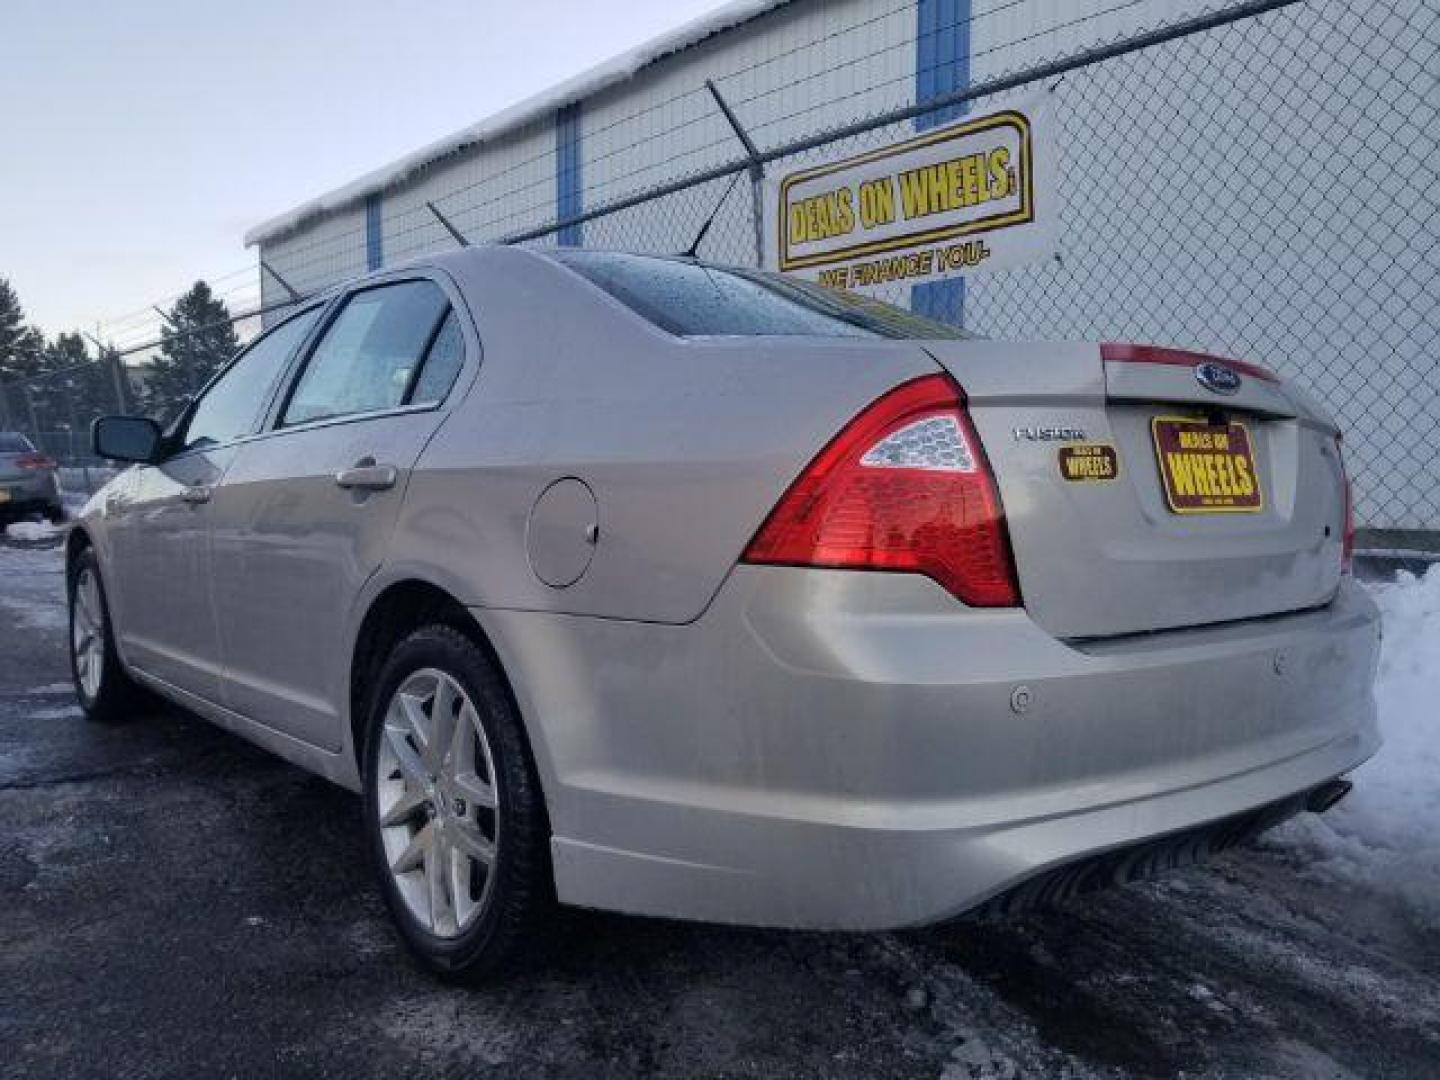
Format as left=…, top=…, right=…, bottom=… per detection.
left=1337, top=437, right=1355, bottom=574
left=741, top=374, right=1020, bottom=607
left=1100, top=342, right=1280, bottom=384
left=16, top=453, right=56, bottom=471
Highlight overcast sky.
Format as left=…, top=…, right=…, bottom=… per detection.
left=0, top=0, right=726, bottom=338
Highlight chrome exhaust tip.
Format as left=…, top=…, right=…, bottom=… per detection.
left=1306, top=779, right=1353, bottom=814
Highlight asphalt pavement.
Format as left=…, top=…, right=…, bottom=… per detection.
left=1, top=535, right=1436, bottom=1079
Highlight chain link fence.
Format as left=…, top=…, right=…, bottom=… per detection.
left=2, top=0, right=1433, bottom=544
left=547, top=0, right=1438, bottom=545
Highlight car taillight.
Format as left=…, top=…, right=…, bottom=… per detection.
left=741, top=374, right=1020, bottom=607
left=16, top=453, right=56, bottom=471
left=1337, top=436, right=1355, bottom=574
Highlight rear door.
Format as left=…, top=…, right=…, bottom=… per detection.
left=208, top=275, right=471, bottom=749
left=923, top=341, right=1347, bottom=638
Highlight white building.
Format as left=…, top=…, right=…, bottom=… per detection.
left=245, top=0, right=1436, bottom=538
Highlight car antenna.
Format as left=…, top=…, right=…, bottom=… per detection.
left=679, top=170, right=744, bottom=259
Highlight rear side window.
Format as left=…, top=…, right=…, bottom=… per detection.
left=181, top=306, right=322, bottom=450
left=550, top=251, right=972, bottom=340
left=410, top=310, right=465, bottom=406
left=0, top=433, right=35, bottom=452
left=282, top=281, right=453, bottom=427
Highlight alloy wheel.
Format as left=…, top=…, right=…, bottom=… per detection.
left=375, top=667, right=500, bottom=938
left=71, top=567, right=105, bottom=701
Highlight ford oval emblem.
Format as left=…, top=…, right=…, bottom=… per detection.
left=1195, top=361, right=1242, bottom=395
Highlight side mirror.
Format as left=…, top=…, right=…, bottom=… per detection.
left=93, top=416, right=164, bottom=464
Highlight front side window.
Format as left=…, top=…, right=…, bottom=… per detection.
left=549, top=250, right=974, bottom=340
left=180, top=306, right=321, bottom=451
left=281, top=281, right=452, bottom=427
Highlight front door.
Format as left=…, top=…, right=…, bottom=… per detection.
left=209, top=278, right=469, bottom=750
left=105, top=446, right=231, bottom=701
left=107, top=306, right=325, bottom=702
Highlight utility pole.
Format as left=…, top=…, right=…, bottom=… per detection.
left=22, top=384, right=41, bottom=448
left=85, top=329, right=133, bottom=415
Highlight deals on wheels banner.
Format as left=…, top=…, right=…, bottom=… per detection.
left=764, top=93, right=1057, bottom=292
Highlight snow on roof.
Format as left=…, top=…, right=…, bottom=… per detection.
left=244, top=0, right=792, bottom=247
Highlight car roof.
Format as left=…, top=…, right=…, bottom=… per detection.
left=339, top=245, right=695, bottom=288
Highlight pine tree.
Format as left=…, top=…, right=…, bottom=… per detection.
left=141, top=281, right=239, bottom=421
left=30, top=333, right=116, bottom=449
left=0, top=277, right=44, bottom=384
left=0, top=276, right=46, bottom=433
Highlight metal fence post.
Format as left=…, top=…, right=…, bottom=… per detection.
left=705, top=80, right=767, bottom=267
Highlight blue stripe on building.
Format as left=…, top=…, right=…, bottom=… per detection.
left=365, top=193, right=383, bottom=271
left=556, top=103, right=583, bottom=247
left=912, top=0, right=971, bottom=326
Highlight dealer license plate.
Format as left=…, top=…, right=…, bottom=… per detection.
left=1151, top=416, right=1263, bottom=514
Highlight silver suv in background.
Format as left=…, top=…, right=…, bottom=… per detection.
left=0, top=432, right=64, bottom=525
left=67, top=248, right=1379, bottom=981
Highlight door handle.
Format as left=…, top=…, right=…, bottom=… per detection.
left=179, top=485, right=212, bottom=505
left=334, top=463, right=397, bottom=491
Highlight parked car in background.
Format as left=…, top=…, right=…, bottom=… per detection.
left=66, top=247, right=1378, bottom=981
left=0, top=431, right=65, bottom=525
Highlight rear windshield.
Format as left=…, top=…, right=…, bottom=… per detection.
left=0, top=433, right=35, bottom=452
left=549, top=251, right=973, bottom=340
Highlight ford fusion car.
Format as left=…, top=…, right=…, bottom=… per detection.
left=69, top=247, right=1379, bottom=980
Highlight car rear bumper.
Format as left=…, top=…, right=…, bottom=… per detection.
left=0, top=472, right=61, bottom=511
left=479, top=568, right=1381, bottom=930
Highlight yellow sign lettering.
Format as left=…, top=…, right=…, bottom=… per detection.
left=1233, top=455, right=1254, bottom=495
left=858, top=177, right=896, bottom=228
left=789, top=188, right=856, bottom=244
left=1168, top=453, right=1196, bottom=496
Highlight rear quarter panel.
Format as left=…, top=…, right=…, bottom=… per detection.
left=388, top=249, right=937, bottom=624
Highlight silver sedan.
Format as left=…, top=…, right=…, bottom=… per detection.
left=0, top=431, right=64, bottom=523
left=69, top=248, right=1379, bottom=980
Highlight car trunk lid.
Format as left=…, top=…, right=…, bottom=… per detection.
left=921, top=340, right=1346, bottom=638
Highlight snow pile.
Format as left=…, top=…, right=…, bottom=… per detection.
left=1279, top=566, right=1440, bottom=925
left=245, top=0, right=792, bottom=245
left=5, top=519, right=67, bottom=543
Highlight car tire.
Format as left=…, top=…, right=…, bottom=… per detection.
left=363, top=623, right=555, bottom=981
left=68, top=548, right=142, bottom=723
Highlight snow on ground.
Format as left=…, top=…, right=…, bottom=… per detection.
left=1277, top=566, right=1440, bottom=926
left=4, top=519, right=68, bottom=543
